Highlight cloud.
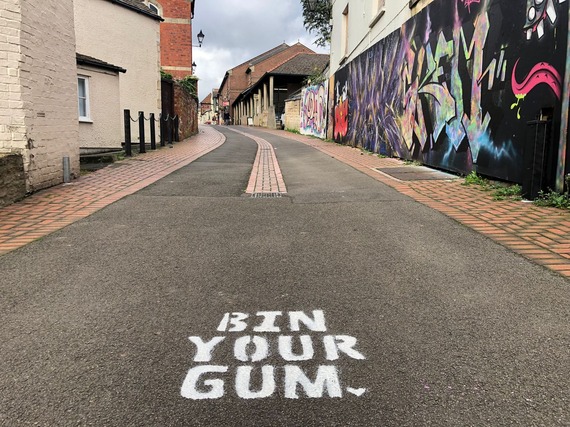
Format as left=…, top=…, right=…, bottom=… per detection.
left=191, top=0, right=329, bottom=101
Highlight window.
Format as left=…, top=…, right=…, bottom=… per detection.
left=370, top=0, right=385, bottom=28
left=148, top=3, right=159, bottom=14
left=341, top=4, right=349, bottom=60
left=77, top=76, right=91, bottom=122
left=145, top=1, right=161, bottom=16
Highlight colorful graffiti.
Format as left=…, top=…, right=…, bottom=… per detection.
left=510, top=59, right=562, bottom=118
left=524, top=0, right=567, bottom=40
left=300, top=83, right=328, bottom=139
left=333, top=78, right=349, bottom=140
left=461, top=0, right=481, bottom=12
left=333, top=0, right=568, bottom=183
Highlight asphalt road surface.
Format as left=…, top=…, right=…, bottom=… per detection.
left=1, top=127, right=569, bottom=426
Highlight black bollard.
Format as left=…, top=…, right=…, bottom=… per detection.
left=150, top=113, right=156, bottom=150
left=124, top=109, right=132, bottom=157
left=138, top=111, right=146, bottom=154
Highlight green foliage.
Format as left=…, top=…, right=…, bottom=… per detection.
left=286, top=128, right=301, bottom=134
left=300, top=0, right=332, bottom=47
left=160, top=69, right=173, bottom=80
left=463, top=170, right=488, bottom=186
left=534, top=190, right=570, bottom=209
left=179, top=75, right=199, bottom=99
left=303, top=69, right=327, bottom=86
left=463, top=171, right=522, bottom=201
left=492, top=184, right=522, bottom=201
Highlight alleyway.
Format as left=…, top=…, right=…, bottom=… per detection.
left=1, top=126, right=569, bottom=426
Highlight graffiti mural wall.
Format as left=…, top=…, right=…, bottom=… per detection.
left=300, top=83, right=328, bottom=139
left=333, top=0, right=568, bottom=183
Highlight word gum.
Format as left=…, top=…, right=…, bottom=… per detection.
left=181, top=310, right=367, bottom=400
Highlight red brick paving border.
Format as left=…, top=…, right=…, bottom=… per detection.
left=255, top=126, right=570, bottom=279
left=0, top=126, right=225, bottom=256
left=227, top=127, right=287, bottom=195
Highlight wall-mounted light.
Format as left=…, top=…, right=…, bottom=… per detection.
left=193, top=30, right=205, bottom=47
left=192, top=61, right=197, bottom=74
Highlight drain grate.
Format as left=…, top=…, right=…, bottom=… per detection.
left=251, top=192, right=283, bottom=198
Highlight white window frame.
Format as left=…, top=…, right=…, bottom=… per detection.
left=145, top=1, right=162, bottom=16
left=369, top=0, right=386, bottom=28
left=77, top=75, right=92, bottom=122
left=340, top=4, right=349, bottom=63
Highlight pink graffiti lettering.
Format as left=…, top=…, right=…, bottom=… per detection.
left=461, top=0, right=481, bottom=13
left=511, top=59, right=562, bottom=99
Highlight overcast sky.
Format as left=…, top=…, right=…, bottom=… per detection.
left=192, top=0, right=329, bottom=102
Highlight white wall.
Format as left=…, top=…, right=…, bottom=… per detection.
left=74, top=0, right=161, bottom=121
left=0, top=0, right=79, bottom=192
left=329, top=0, right=413, bottom=75
left=77, top=64, right=122, bottom=150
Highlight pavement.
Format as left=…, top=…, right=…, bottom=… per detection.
left=1, top=125, right=570, bottom=278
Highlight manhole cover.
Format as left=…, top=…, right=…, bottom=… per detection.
left=375, top=166, right=457, bottom=181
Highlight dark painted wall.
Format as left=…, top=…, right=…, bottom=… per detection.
left=332, top=0, right=568, bottom=184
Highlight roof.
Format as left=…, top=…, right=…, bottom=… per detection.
left=76, top=53, right=127, bottom=73
left=105, top=0, right=163, bottom=21
left=248, top=43, right=291, bottom=67
left=269, top=53, right=329, bottom=76
left=232, top=53, right=330, bottom=105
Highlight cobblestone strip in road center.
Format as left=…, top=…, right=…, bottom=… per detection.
left=227, top=127, right=287, bottom=196
left=0, top=126, right=225, bottom=256
left=259, top=128, right=570, bottom=279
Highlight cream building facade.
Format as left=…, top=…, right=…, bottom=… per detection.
left=73, top=0, right=162, bottom=135
left=330, top=0, right=424, bottom=75
left=76, top=54, right=125, bottom=151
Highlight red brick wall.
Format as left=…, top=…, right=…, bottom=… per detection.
left=174, top=81, right=198, bottom=139
left=157, top=0, right=193, bottom=79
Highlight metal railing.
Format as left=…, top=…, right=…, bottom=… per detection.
left=123, top=109, right=179, bottom=157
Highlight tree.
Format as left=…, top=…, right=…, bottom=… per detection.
left=300, top=0, right=332, bottom=48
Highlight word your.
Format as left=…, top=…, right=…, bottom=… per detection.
left=180, top=310, right=367, bottom=400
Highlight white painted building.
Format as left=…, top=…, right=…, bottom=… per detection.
left=329, top=0, right=426, bottom=75
left=74, top=0, right=162, bottom=143
left=0, top=0, right=79, bottom=193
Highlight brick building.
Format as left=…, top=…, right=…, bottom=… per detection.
left=217, top=43, right=316, bottom=124
left=0, top=0, right=79, bottom=197
left=145, top=0, right=197, bottom=79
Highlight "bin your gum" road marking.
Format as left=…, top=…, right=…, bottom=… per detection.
left=180, top=310, right=367, bottom=400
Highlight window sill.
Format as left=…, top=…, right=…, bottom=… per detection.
left=369, top=9, right=385, bottom=28
left=79, top=118, right=93, bottom=123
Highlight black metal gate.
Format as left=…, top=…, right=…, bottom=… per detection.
left=522, top=108, right=557, bottom=199
left=161, top=78, right=174, bottom=117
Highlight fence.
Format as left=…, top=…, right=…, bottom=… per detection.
left=123, top=109, right=179, bottom=157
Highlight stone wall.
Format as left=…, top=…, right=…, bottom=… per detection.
left=284, top=98, right=301, bottom=132
left=0, top=0, right=79, bottom=192
left=0, top=153, right=26, bottom=207
left=174, top=82, right=198, bottom=139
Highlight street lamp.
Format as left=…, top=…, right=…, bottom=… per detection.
left=193, top=30, right=205, bottom=47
